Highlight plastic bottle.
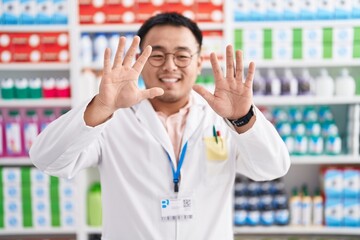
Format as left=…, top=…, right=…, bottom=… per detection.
left=108, top=33, right=120, bottom=63
left=80, top=33, right=93, bottom=65
left=93, top=33, right=108, bottom=65
left=298, top=68, right=314, bottom=95
left=281, top=68, right=298, bottom=96
left=0, top=110, right=5, bottom=157
left=289, top=188, right=302, bottom=225
left=312, top=187, right=324, bottom=226
left=5, top=109, right=23, bottom=156
left=334, top=68, right=356, bottom=96
left=301, top=185, right=312, bottom=226
left=39, top=109, right=56, bottom=132
left=315, top=69, right=334, bottom=97
left=42, top=77, right=56, bottom=98
left=292, top=122, right=308, bottom=155
left=14, top=78, right=29, bottom=99
left=307, top=121, right=324, bottom=155
left=1, top=78, right=15, bottom=99
left=266, top=69, right=281, bottom=96
left=324, top=123, right=342, bottom=155
left=23, top=109, right=39, bottom=154
left=28, top=77, right=42, bottom=99
left=253, top=70, right=266, bottom=96
left=55, top=77, right=71, bottom=98
left=87, top=182, right=102, bottom=226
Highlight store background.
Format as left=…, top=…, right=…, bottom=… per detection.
left=1, top=0, right=360, bottom=239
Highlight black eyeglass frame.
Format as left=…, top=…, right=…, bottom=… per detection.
left=146, top=49, right=200, bottom=68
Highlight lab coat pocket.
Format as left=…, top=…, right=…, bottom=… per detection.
left=203, top=136, right=228, bottom=161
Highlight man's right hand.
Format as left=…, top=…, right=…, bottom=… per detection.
left=84, top=36, right=164, bottom=126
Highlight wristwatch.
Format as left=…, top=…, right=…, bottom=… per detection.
left=228, top=105, right=255, bottom=127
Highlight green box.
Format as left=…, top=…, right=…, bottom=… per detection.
left=292, top=44, right=302, bottom=59
left=354, top=27, right=360, bottom=41
left=323, top=43, right=333, bottom=59
left=323, top=27, right=333, bottom=43
left=353, top=41, right=360, bottom=58
left=292, top=28, right=302, bottom=43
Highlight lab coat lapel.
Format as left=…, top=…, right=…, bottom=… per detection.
left=133, top=100, right=176, bottom=162
left=182, top=95, right=206, bottom=146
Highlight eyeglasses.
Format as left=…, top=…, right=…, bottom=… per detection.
left=147, top=50, right=199, bottom=68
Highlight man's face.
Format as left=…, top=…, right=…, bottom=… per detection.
left=140, top=25, right=202, bottom=104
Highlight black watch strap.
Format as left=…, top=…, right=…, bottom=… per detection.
left=228, top=105, right=254, bottom=127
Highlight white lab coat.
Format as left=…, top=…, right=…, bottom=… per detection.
left=30, top=91, right=290, bottom=240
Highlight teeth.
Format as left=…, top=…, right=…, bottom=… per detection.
left=161, top=78, right=178, bottom=83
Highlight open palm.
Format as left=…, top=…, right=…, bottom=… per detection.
left=193, top=45, right=255, bottom=120
left=97, top=36, right=164, bottom=112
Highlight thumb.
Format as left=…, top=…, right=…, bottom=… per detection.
left=193, top=85, right=214, bottom=104
left=139, top=87, right=164, bottom=100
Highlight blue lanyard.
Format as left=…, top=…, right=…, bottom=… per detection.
left=165, top=141, right=188, bottom=193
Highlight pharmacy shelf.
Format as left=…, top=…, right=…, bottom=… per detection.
left=0, top=25, right=70, bottom=32
left=0, top=63, right=70, bottom=71
left=234, top=226, right=360, bottom=236
left=0, top=228, right=76, bottom=235
left=251, top=60, right=360, bottom=68
left=233, top=19, right=360, bottom=29
left=0, top=99, right=71, bottom=107
left=291, top=155, right=360, bottom=165
left=79, top=22, right=224, bottom=33
left=254, top=96, right=360, bottom=106
left=0, top=157, right=34, bottom=166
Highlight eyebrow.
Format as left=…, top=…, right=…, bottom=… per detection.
left=151, top=45, right=193, bottom=52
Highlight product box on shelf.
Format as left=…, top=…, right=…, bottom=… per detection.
left=0, top=32, right=70, bottom=63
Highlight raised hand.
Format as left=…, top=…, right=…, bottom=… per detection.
left=193, top=45, right=255, bottom=121
left=97, top=36, right=164, bottom=113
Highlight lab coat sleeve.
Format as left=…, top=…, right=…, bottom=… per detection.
left=29, top=100, right=106, bottom=179
left=228, top=106, right=291, bottom=181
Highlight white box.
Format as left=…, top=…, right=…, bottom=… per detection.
left=303, top=28, right=322, bottom=43
left=299, top=0, right=317, bottom=19
left=31, top=168, right=49, bottom=184
left=343, top=168, right=360, bottom=198
left=335, top=0, right=352, bottom=18
left=333, top=27, right=354, bottom=43
left=3, top=168, right=21, bottom=183
left=302, top=42, right=323, bottom=60
left=283, top=0, right=300, bottom=20
left=317, top=0, right=335, bottom=19
left=324, top=169, right=343, bottom=198
left=243, top=29, right=263, bottom=43
left=265, top=0, right=283, bottom=20
left=333, top=43, right=353, bottom=60
left=234, top=0, right=250, bottom=21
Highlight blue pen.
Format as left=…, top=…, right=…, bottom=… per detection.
left=213, top=125, right=218, bottom=144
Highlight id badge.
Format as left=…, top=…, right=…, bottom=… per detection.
left=160, top=195, right=194, bottom=221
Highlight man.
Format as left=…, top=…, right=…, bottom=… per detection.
left=30, top=12, right=290, bottom=240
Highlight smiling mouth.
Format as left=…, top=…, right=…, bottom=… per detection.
left=160, top=78, right=180, bottom=83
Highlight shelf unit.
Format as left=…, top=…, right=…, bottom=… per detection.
left=1, top=1, right=360, bottom=239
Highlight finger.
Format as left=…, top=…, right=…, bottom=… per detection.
left=193, top=84, right=215, bottom=105
left=225, top=45, right=235, bottom=80
left=210, top=52, right=224, bottom=83
left=235, top=50, right=244, bottom=83
left=139, top=87, right=164, bottom=100
left=245, top=61, right=256, bottom=88
left=123, top=36, right=140, bottom=66
left=112, top=36, right=126, bottom=68
left=103, top=48, right=111, bottom=75
left=132, top=45, right=152, bottom=73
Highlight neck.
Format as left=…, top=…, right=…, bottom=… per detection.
left=150, top=97, right=190, bottom=116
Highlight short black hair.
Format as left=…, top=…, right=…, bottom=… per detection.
left=137, top=12, right=203, bottom=51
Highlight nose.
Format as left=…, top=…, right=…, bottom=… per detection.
left=162, top=54, right=178, bottom=71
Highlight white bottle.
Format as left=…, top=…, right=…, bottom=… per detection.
left=80, top=33, right=93, bottom=65
left=298, top=68, right=314, bottom=95
left=253, top=70, right=266, bottom=95
left=108, top=33, right=120, bottom=63
left=266, top=69, right=281, bottom=96
left=315, top=68, right=334, bottom=97
left=281, top=68, right=298, bottom=96
left=93, top=33, right=108, bottom=65
left=334, top=68, right=355, bottom=96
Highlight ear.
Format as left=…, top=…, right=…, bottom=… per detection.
left=197, top=54, right=203, bottom=74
